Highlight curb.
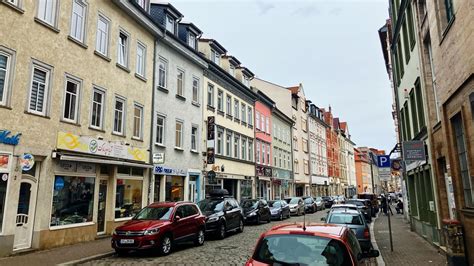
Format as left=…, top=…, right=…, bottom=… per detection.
left=370, top=214, right=385, bottom=266
left=57, top=251, right=115, bottom=266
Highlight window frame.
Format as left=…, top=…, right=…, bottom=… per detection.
left=95, top=13, right=110, bottom=57
left=248, top=139, right=253, bottom=162
left=176, top=68, right=185, bottom=97
left=158, top=57, right=168, bottom=89
left=226, top=94, right=232, bottom=116
left=192, top=76, right=199, bottom=104
left=207, top=83, right=214, bottom=107
left=69, top=0, right=88, bottom=44
left=132, top=103, right=144, bottom=140
left=155, top=113, right=166, bottom=146
left=27, top=60, right=53, bottom=117
left=0, top=46, right=16, bottom=107
left=217, top=89, right=224, bottom=111
left=117, top=29, right=130, bottom=68
left=61, top=74, right=82, bottom=124
left=36, top=0, right=59, bottom=28
left=175, top=120, right=184, bottom=149
left=165, top=15, right=175, bottom=34
left=234, top=99, right=240, bottom=120
left=248, top=107, right=253, bottom=126
left=136, top=41, right=146, bottom=78
left=191, top=124, right=198, bottom=152
left=216, top=128, right=223, bottom=155
left=241, top=103, right=246, bottom=123
left=225, top=131, right=232, bottom=157
left=90, top=86, right=106, bottom=130
left=188, top=32, right=196, bottom=49
left=113, top=96, right=126, bottom=135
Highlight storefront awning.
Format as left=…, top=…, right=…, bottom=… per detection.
left=60, top=154, right=153, bottom=168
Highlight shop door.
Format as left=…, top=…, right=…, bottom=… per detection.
left=13, top=179, right=37, bottom=251
left=189, top=181, right=196, bottom=202
left=97, top=180, right=107, bottom=235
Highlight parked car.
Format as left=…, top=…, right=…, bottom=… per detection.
left=314, top=196, right=325, bottom=211
left=112, top=201, right=206, bottom=256
left=245, top=223, right=380, bottom=266
left=323, top=208, right=373, bottom=253
left=241, top=199, right=271, bottom=224
left=357, top=193, right=379, bottom=216
left=268, top=200, right=290, bottom=220
left=197, top=189, right=244, bottom=239
left=303, top=196, right=317, bottom=213
left=334, top=195, right=346, bottom=204
left=322, top=196, right=334, bottom=208
left=284, top=197, right=305, bottom=216
left=345, top=199, right=372, bottom=223
left=330, top=204, right=359, bottom=212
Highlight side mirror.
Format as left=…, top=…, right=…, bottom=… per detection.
left=174, top=216, right=181, bottom=222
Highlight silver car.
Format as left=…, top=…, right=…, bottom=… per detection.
left=284, top=197, right=305, bottom=216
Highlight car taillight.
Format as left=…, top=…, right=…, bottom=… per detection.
left=364, top=228, right=370, bottom=239
left=245, top=261, right=253, bottom=266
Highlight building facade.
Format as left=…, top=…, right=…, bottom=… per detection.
left=308, top=103, right=329, bottom=197
left=324, top=107, right=341, bottom=196
left=0, top=0, right=159, bottom=255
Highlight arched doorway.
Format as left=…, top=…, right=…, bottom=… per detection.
left=13, top=177, right=38, bottom=251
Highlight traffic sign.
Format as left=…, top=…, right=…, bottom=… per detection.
left=377, top=155, right=391, bottom=168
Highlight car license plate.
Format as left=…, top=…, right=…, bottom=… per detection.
left=120, top=239, right=134, bottom=244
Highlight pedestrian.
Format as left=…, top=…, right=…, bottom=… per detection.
left=381, top=195, right=388, bottom=215
left=396, top=199, right=404, bottom=214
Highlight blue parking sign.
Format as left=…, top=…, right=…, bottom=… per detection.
left=377, top=155, right=391, bottom=168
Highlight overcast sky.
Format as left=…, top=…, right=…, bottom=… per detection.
left=169, top=0, right=395, bottom=152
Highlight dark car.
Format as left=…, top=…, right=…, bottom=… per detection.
left=284, top=197, right=305, bottom=216
left=357, top=193, right=379, bottom=216
left=314, top=197, right=325, bottom=211
left=268, top=200, right=290, bottom=220
left=246, top=223, right=380, bottom=266
left=112, top=201, right=206, bottom=256
left=197, top=190, right=244, bottom=239
left=241, top=199, right=271, bottom=224
left=345, top=199, right=372, bottom=223
left=323, top=208, right=373, bottom=253
left=303, top=196, right=317, bottom=213
left=322, top=196, right=334, bottom=208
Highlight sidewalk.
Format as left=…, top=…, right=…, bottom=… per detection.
left=373, top=210, right=446, bottom=265
left=0, top=238, right=113, bottom=266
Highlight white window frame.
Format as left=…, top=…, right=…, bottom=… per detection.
left=266, top=117, right=270, bottom=134
left=226, top=131, right=232, bottom=157
left=216, top=128, right=223, bottom=155
left=165, top=15, right=175, bottom=34
left=117, top=29, right=130, bottom=68
left=0, top=47, right=15, bottom=107
left=217, top=89, right=223, bottom=111
left=90, top=86, right=105, bottom=129
left=136, top=0, right=148, bottom=11
left=241, top=103, right=246, bottom=123
left=175, top=120, right=183, bottom=149
left=256, top=111, right=260, bottom=130
left=226, top=94, right=232, bottom=116
left=234, top=135, right=240, bottom=159
left=136, top=41, right=146, bottom=78
left=132, top=103, right=143, bottom=140
left=256, top=141, right=260, bottom=164
left=27, top=61, right=53, bottom=116
left=188, top=33, right=196, bottom=49
left=192, top=77, right=199, bottom=104
left=176, top=68, right=185, bottom=97
left=113, top=96, right=126, bottom=135
left=229, top=65, right=235, bottom=76
left=158, top=57, right=168, bottom=89
left=70, top=0, right=88, bottom=43
left=61, top=74, right=82, bottom=124
left=234, top=99, right=239, bottom=119
left=248, top=107, right=253, bottom=126
left=5, top=0, right=21, bottom=8
left=248, top=139, right=253, bottom=162
left=191, top=125, right=198, bottom=152
left=261, top=143, right=266, bottom=165
left=243, top=75, right=250, bottom=87
left=207, top=83, right=214, bottom=107
left=241, top=138, right=247, bottom=160
left=37, top=0, right=59, bottom=27
left=155, top=113, right=165, bottom=145
left=95, top=13, right=110, bottom=57
left=261, top=114, right=265, bottom=132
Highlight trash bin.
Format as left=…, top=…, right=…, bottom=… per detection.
left=442, top=219, right=467, bottom=266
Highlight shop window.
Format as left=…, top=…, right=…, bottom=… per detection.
left=205, top=178, right=222, bottom=198
left=241, top=180, right=252, bottom=200
left=51, top=176, right=95, bottom=226
left=0, top=154, right=10, bottom=232
left=166, top=176, right=184, bottom=202
left=115, top=178, right=143, bottom=218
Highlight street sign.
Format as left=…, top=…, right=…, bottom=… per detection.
left=377, top=155, right=391, bottom=168
left=379, top=168, right=391, bottom=181
left=402, top=141, right=426, bottom=161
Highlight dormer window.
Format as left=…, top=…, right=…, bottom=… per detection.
left=243, top=75, right=250, bottom=87
left=136, top=0, right=148, bottom=11
left=229, top=65, right=235, bottom=76
left=210, top=49, right=220, bottom=65
left=188, top=33, right=196, bottom=49
left=166, top=15, right=175, bottom=34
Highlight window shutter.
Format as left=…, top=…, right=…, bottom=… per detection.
left=30, top=69, right=47, bottom=112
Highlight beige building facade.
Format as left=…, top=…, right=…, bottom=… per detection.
left=0, top=0, right=159, bottom=255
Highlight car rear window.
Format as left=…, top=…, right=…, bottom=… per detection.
left=304, top=198, right=313, bottom=204
left=328, top=213, right=364, bottom=225
left=254, top=234, right=351, bottom=265
left=345, top=201, right=364, bottom=207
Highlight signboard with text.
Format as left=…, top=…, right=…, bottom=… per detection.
left=402, top=141, right=426, bottom=161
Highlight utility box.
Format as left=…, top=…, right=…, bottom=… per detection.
left=442, top=219, right=467, bottom=266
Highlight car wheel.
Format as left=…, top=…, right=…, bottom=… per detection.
left=158, top=235, right=172, bottom=256
left=115, top=249, right=128, bottom=257
left=267, top=215, right=271, bottom=223
left=194, top=229, right=205, bottom=246
left=279, top=212, right=283, bottom=221
left=237, top=218, right=244, bottom=233
left=256, top=215, right=261, bottom=224
left=218, top=223, right=226, bottom=239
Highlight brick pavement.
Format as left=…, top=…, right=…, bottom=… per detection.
left=374, top=211, right=447, bottom=265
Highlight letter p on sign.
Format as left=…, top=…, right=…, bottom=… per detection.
left=377, top=155, right=391, bottom=168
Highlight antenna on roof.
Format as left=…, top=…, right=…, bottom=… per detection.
left=303, top=212, right=307, bottom=231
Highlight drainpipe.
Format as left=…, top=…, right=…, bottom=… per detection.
left=148, top=39, right=157, bottom=205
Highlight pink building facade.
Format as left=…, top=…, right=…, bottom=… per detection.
left=255, top=93, right=273, bottom=200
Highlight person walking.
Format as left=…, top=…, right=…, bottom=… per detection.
left=381, top=195, right=388, bottom=215
left=396, top=199, right=404, bottom=214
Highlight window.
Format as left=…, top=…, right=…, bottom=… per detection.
left=177, top=69, right=184, bottom=96
left=266, top=144, right=270, bottom=165
left=229, top=65, right=235, bottom=76
left=217, top=90, right=224, bottom=111
left=117, top=31, right=129, bottom=67
left=294, top=160, right=299, bottom=174
left=158, top=58, right=167, bottom=88
left=256, top=112, right=260, bottom=130
left=248, top=107, right=253, bottom=126
left=241, top=103, right=246, bottom=123
left=192, top=77, right=199, bottom=103
left=6, top=0, right=19, bottom=7
left=261, top=114, right=265, bottom=131
left=256, top=142, right=260, bottom=163
left=136, top=42, right=146, bottom=77
left=37, top=0, right=58, bottom=26
left=113, top=97, right=126, bottom=135
left=191, top=126, right=198, bottom=151
left=115, top=178, right=143, bottom=218
left=175, top=120, right=183, bottom=149
left=248, top=139, right=254, bottom=161
left=266, top=117, right=270, bottom=133
left=451, top=114, right=473, bottom=207
left=234, top=99, right=240, bottom=120
left=445, top=0, right=454, bottom=23
left=217, top=129, right=223, bottom=155
left=165, top=176, right=183, bottom=201
left=303, top=139, right=308, bottom=152
left=210, top=49, right=220, bottom=65
left=207, top=83, right=214, bottom=107
left=156, top=114, right=165, bottom=145
left=188, top=33, right=196, bottom=49
left=415, top=80, right=425, bottom=129
left=402, top=19, right=410, bottom=64
left=294, top=138, right=298, bottom=151
left=0, top=49, right=14, bottom=106
left=70, top=0, right=87, bottom=43
left=243, top=75, right=250, bottom=87
left=133, top=104, right=143, bottom=139
left=62, top=77, right=81, bottom=123
left=261, top=143, right=266, bottom=164
left=302, top=118, right=307, bottom=132
left=166, top=15, right=175, bottom=34
left=234, top=135, right=240, bottom=159
left=136, top=0, right=148, bottom=11
left=226, top=94, right=232, bottom=115
left=96, top=14, right=109, bottom=56
left=226, top=131, right=232, bottom=156
left=407, top=2, right=415, bottom=49
left=90, top=88, right=105, bottom=129
left=241, top=138, right=247, bottom=160
left=50, top=176, right=95, bottom=226
left=28, top=64, right=51, bottom=116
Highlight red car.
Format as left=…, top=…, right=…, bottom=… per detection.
left=246, top=223, right=380, bottom=266
left=112, top=201, right=206, bottom=256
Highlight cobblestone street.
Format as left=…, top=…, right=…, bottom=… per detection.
left=81, top=211, right=327, bottom=266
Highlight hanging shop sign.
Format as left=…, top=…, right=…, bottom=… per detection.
left=402, top=141, right=426, bottom=161
left=256, top=166, right=272, bottom=177
left=0, top=130, right=21, bottom=146
left=153, top=165, right=187, bottom=176
left=57, top=132, right=149, bottom=163
left=207, top=116, right=215, bottom=164
left=20, top=153, right=35, bottom=171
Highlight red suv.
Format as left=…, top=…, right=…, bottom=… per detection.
left=246, top=223, right=379, bottom=265
left=112, top=202, right=206, bottom=256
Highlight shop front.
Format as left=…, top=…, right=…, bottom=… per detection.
left=311, top=175, right=329, bottom=197
left=257, top=165, right=272, bottom=200
left=153, top=166, right=188, bottom=202
left=273, top=168, right=292, bottom=200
